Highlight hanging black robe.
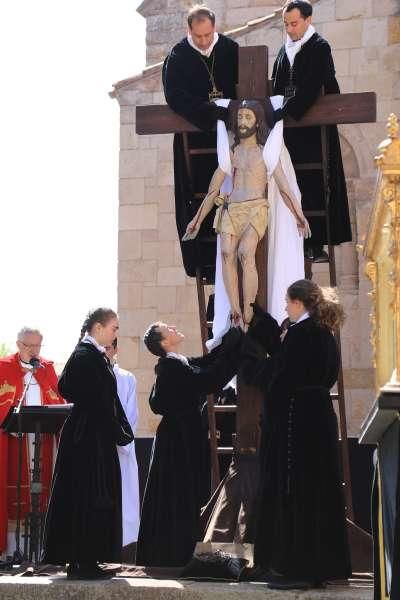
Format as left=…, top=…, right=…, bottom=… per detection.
left=273, top=33, right=352, bottom=247
left=41, top=342, right=134, bottom=566
left=162, top=34, right=238, bottom=277
left=243, top=315, right=351, bottom=581
left=136, top=328, right=243, bottom=568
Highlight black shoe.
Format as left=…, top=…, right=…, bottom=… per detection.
left=267, top=578, right=325, bottom=590
left=67, top=563, right=113, bottom=580
left=304, top=247, right=314, bottom=261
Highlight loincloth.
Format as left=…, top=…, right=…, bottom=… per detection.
left=213, top=197, right=268, bottom=239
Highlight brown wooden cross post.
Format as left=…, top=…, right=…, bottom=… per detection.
left=136, top=45, right=376, bottom=571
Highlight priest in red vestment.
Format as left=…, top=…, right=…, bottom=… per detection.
left=0, top=327, right=64, bottom=557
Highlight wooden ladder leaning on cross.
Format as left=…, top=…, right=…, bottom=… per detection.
left=136, top=45, right=376, bottom=574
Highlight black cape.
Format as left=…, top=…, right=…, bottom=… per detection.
left=41, top=342, right=133, bottom=566
left=244, top=316, right=351, bottom=581
left=162, top=35, right=238, bottom=277
left=273, top=33, right=352, bottom=247
left=136, top=329, right=242, bottom=567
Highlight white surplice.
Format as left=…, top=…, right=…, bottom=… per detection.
left=206, top=97, right=305, bottom=350
left=113, top=364, right=140, bottom=546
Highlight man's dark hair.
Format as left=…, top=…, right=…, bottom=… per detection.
left=112, top=338, right=117, bottom=350
left=230, top=100, right=272, bottom=147
left=143, top=322, right=166, bottom=357
left=187, top=5, right=216, bottom=28
left=283, top=0, right=313, bottom=18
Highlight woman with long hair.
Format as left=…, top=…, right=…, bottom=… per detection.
left=41, top=308, right=133, bottom=579
left=244, top=279, right=351, bottom=588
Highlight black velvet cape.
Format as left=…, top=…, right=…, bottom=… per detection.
left=243, top=315, right=351, bottom=581
left=136, top=329, right=242, bottom=568
left=273, top=33, right=352, bottom=247
left=162, top=35, right=238, bottom=277
left=41, top=342, right=133, bottom=566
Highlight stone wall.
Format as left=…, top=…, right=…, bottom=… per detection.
left=113, top=0, right=400, bottom=437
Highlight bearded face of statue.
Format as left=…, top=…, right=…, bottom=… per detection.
left=237, top=107, right=257, bottom=139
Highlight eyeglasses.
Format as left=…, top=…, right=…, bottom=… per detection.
left=20, top=342, right=42, bottom=350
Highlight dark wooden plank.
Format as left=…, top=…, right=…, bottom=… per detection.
left=237, top=45, right=268, bottom=99
left=136, top=92, right=376, bottom=135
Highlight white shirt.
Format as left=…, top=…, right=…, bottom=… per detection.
left=291, top=311, right=310, bottom=326
left=81, top=333, right=106, bottom=354
left=187, top=31, right=219, bottom=58
left=285, top=24, right=316, bottom=67
left=166, top=352, right=189, bottom=366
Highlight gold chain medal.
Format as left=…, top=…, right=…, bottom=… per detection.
left=200, top=53, right=223, bottom=100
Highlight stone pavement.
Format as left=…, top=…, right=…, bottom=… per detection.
left=0, top=575, right=373, bottom=600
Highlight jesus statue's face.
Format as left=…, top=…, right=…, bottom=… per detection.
left=237, top=108, right=257, bottom=139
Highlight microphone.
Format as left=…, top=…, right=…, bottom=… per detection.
left=29, top=357, right=42, bottom=371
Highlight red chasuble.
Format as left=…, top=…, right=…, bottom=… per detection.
left=0, top=353, right=65, bottom=553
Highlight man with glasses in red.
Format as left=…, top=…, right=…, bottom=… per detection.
left=0, top=327, right=64, bottom=560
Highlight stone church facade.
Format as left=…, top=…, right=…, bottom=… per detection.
left=111, top=0, right=400, bottom=437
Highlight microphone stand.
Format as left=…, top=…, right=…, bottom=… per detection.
left=13, top=367, right=37, bottom=565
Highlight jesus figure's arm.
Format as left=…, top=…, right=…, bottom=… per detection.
left=183, top=167, right=226, bottom=241
left=272, top=160, right=311, bottom=238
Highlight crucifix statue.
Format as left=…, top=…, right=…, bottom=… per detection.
left=136, top=42, right=376, bottom=570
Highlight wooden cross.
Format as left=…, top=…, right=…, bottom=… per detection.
left=135, top=45, right=376, bottom=568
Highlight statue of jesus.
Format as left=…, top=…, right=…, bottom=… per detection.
left=183, top=100, right=311, bottom=328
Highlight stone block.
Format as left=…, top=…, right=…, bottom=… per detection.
left=354, top=72, right=394, bottom=99
left=174, top=241, right=183, bottom=266
left=120, top=124, right=137, bottom=150
left=157, top=241, right=176, bottom=267
left=142, top=230, right=158, bottom=242
left=158, top=213, right=179, bottom=241
left=336, top=0, right=373, bottom=20
left=142, top=241, right=158, bottom=260
left=157, top=266, right=186, bottom=286
left=157, top=161, right=174, bottom=186
left=333, top=49, right=350, bottom=76
left=337, top=76, right=354, bottom=94
left=118, top=230, right=142, bottom=260
left=322, top=20, right=363, bottom=49
left=362, top=17, right=388, bottom=46
left=119, top=204, right=158, bottom=231
left=349, top=48, right=379, bottom=76
left=312, top=0, right=335, bottom=23
left=119, top=308, right=158, bottom=338
left=389, top=15, right=400, bottom=43
left=372, top=0, right=400, bottom=17
left=176, top=285, right=199, bottom=313
left=225, top=6, right=274, bottom=27
left=155, top=286, right=177, bottom=313
left=343, top=367, right=375, bottom=389
left=119, top=178, right=145, bottom=205
left=381, top=44, right=400, bottom=71
left=118, top=283, right=143, bottom=309
left=134, top=367, right=158, bottom=394
left=245, top=25, right=282, bottom=51
left=120, top=107, right=135, bottom=125
left=118, top=259, right=157, bottom=283
left=119, top=149, right=158, bottom=179
left=142, top=285, right=157, bottom=309
left=377, top=99, right=400, bottom=122
left=117, top=336, right=139, bottom=370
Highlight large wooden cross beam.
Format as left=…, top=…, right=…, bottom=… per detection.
left=137, top=91, right=376, bottom=134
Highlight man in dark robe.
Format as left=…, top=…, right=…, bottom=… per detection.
left=136, top=322, right=243, bottom=567
left=272, top=0, right=352, bottom=262
left=162, top=5, right=238, bottom=278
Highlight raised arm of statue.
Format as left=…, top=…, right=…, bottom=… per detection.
left=183, top=166, right=227, bottom=241
left=272, top=160, right=311, bottom=238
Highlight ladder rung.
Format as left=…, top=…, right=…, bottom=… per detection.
left=194, top=193, right=206, bottom=199
left=206, top=321, right=213, bottom=328
left=331, top=393, right=339, bottom=401
left=217, top=446, right=234, bottom=455
left=303, top=210, right=327, bottom=217
left=214, top=404, right=237, bottom=413
left=189, top=148, right=217, bottom=155
left=293, top=162, right=323, bottom=170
